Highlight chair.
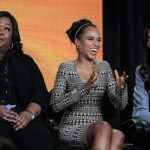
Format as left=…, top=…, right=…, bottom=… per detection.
left=121, top=119, right=150, bottom=150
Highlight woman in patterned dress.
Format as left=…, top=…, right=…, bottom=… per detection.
left=50, top=18, right=128, bottom=150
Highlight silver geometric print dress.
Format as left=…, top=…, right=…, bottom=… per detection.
left=50, top=60, right=128, bottom=145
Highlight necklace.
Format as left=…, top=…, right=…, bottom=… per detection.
left=0, top=61, right=10, bottom=104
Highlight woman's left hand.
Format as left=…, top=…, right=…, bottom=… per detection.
left=114, top=70, right=129, bottom=90
left=13, top=111, right=32, bottom=131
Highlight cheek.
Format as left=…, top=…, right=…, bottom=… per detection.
left=147, top=40, right=150, bottom=48
left=6, top=34, right=13, bottom=43
left=83, top=41, right=92, bottom=47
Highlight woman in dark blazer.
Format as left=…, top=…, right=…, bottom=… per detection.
left=0, top=11, right=57, bottom=150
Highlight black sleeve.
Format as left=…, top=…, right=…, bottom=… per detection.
left=25, top=55, right=49, bottom=115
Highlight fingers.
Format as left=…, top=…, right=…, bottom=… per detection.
left=89, top=67, right=99, bottom=84
left=84, top=67, right=99, bottom=91
left=13, top=111, right=31, bottom=131
left=121, top=71, right=129, bottom=82
left=121, top=71, right=127, bottom=79
left=0, top=106, right=18, bottom=123
left=3, top=116, right=17, bottom=123
left=114, top=70, right=129, bottom=89
left=13, top=118, right=26, bottom=131
left=13, top=116, right=25, bottom=131
left=89, top=69, right=95, bottom=80
left=10, top=105, right=16, bottom=109
left=114, top=69, right=119, bottom=79
left=114, top=70, right=129, bottom=80
left=125, top=74, right=129, bottom=80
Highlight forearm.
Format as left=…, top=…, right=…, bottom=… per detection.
left=116, top=86, right=128, bottom=109
left=107, top=85, right=128, bottom=110
left=25, top=102, right=41, bottom=117
left=51, top=86, right=88, bottom=112
left=133, top=111, right=150, bottom=123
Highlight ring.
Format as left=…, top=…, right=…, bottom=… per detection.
left=5, top=104, right=11, bottom=110
left=3, top=116, right=7, bottom=120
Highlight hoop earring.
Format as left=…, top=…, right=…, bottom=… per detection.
left=9, top=43, right=13, bottom=49
left=76, top=45, right=79, bottom=50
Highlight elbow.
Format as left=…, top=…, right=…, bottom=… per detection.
left=117, top=101, right=128, bottom=110
left=51, top=104, right=61, bottom=113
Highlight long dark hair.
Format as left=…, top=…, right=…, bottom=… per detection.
left=140, top=24, right=150, bottom=91
left=0, top=11, right=23, bottom=55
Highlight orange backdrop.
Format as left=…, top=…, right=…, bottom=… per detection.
left=1, top=0, right=103, bottom=90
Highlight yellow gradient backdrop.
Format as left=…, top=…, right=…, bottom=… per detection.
left=1, top=0, right=102, bottom=90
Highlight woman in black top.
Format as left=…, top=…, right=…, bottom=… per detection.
left=0, top=11, right=57, bottom=150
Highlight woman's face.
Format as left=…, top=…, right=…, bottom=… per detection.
left=76, top=26, right=101, bottom=61
left=0, top=16, right=13, bottom=54
left=147, top=28, right=150, bottom=48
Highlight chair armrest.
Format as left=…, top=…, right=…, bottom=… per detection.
left=121, top=119, right=144, bottom=145
left=140, top=120, right=150, bottom=144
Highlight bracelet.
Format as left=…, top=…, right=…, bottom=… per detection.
left=25, top=109, right=35, bottom=120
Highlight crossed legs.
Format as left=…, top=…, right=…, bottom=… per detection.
left=86, top=121, right=124, bottom=150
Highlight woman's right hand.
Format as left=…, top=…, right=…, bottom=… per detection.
left=84, top=65, right=99, bottom=91
left=0, top=105, right=18, bottom=123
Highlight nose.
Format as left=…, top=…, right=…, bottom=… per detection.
left=93, top=39, right=100, bottom=48
left=0, top=27, right=4, bottom=34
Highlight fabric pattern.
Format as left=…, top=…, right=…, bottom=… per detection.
left=51, top=60, right=128, bottom=144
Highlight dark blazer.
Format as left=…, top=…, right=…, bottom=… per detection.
left=9, top=53, right=49, bottom=116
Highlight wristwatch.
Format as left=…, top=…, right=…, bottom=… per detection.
left=25, top=109, right=35, bottom=120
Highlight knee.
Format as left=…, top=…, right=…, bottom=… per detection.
left=96, top=121, right=111, bottom=132
left=86, top=121, right=112, bottom=147
left=112, top=129, right=125, bottom=143
left=90, top=121, right=112, bottom=135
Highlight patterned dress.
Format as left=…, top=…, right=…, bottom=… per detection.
left=50, top=60, right=128, bottom=145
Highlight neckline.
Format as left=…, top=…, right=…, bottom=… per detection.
left=73, top=60, right=97, bottom=83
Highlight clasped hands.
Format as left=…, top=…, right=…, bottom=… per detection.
left=0, top=105, right=32, bottom=131
left=84, top=65, right=129, bottom=91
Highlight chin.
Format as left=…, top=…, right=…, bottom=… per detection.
left=87, top=57, right=96, bottom=61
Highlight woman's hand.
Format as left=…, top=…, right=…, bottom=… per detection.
left=114, top=70, right=129, bottom=90
left=0, top=105, right=18, bottom=123
left=13, top=102, right=41, bottom=131
left=84, top=65, right=99, bottom=91
left=13, top=111, right=32, bottom=131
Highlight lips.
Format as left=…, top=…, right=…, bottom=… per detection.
left=0, top=37, right=5, bottom=41
left=91, top=48, right=98, bottom=52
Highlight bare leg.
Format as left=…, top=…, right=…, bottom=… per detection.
left=86, top=121, right=112, bottom=150
left=110, top=129, right=125, bottom=150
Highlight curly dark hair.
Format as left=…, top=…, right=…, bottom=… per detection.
left=0, top=11, right=23, bottom=55
left=140, top=24, right=150, bottom=90
left=66, top=18, right=97, bottom=44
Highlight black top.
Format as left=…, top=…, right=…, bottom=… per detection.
left=0, top=52, right=49, bottom=116
left=0, top=60, right=8, bottom=104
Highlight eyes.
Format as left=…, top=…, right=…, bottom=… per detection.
left=87, top=37, right=101, bottom=42
left=0, top=26, right=12, bottom=33
left=4, top=27, right=11, bottom=32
